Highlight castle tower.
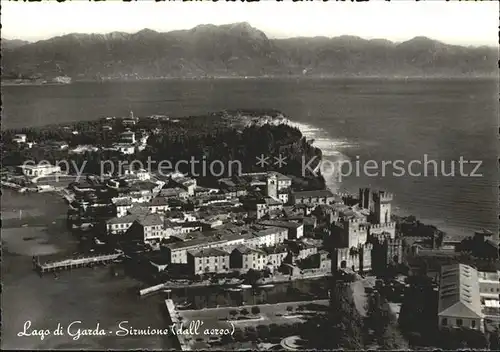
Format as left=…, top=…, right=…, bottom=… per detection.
left=342, top=218, right=367, bottom=248
left=359, top=188, right=373, bottom=210
left=266, top=173, right=278, bottom=199
left=373, top=191, right=393, bottom=225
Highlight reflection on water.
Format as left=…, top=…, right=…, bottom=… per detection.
left=171, top=278, right=329, bottom=309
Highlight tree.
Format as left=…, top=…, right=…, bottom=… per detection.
left=256, top=324, right=270, bottom=339
left=245, top=326, right=258, bottom=341
left=365, top=291, right=391, bottom=337
left=245, top=269, right=262, bottom=285
left=286, top=306, right=294, bottom=313
left=365, top=290, right=408, bottom=349
left=241, top=308, right=249, bottom=315
left=328, top=282, right=365, bottom=350
left=251, top=306, right=261, bottom=315
left=489, top=329, right=500, bottom=350
left=229, top=310, right=238, bottom=318
left=233, top=329, right=245, bottom=342
left=380, top=324, right=409, bottom=350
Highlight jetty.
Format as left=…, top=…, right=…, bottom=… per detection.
left=33, top=251, right=123, bottom=273
left=139, top=283, right=169, bottom=296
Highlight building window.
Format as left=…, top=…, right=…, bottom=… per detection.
left=456, top=319, right=463, bottom=327
left=441, top=318, right=447, bottom=326
left=471, top=320, right=476, bottom=328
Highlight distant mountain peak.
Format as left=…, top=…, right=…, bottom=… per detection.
left=135, top=28, right=159, bottom=35
left=401, top=36, right=445, bottom=47
left=228, top=22, right=253, bottom=29
left=1, top=38, right=30, bottom=50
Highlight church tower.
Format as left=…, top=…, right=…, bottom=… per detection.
left=266, top=173, right=278, bottom=199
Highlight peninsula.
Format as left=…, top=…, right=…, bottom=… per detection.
left=1, top=109, right=498, bottom=350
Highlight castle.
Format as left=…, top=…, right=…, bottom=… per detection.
left=330, top=188, right=402, bottom=273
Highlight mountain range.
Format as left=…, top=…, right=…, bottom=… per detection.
left=1, top=22, right=497, bottom=80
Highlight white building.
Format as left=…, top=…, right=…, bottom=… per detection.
left=13, top=134, right=27, bottom=143
left=258, top=220, right=304, bottom=240
left=113, top=143, right=135, bottom=155
left=18, top=164, right=61, bottom=177
left=245, top=226, right=288, bottom=248
left=106, top=214, right=137, bottom=235
left=120, top=130, right=136, bottom=144
left=438, top=264, right=484, bottom=332
left=113, top=198, right=133, bottom=218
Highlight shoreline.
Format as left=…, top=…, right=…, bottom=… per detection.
left=289, top=120, right=487, bottom=239
left=3, top=76, right=496, bottom=85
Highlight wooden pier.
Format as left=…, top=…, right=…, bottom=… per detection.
left=33, top=251, right=123, bottom=273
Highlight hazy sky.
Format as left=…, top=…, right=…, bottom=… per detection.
left=2, top=0, right=498, bottom=46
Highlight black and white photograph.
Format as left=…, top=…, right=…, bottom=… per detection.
left=1, top=0, right=499, bottom=350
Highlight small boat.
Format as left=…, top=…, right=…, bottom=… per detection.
left=226, top=288, right=243, bottom=292
left=259, top=284, right=275, bottom=288
left=177, top=301, right=192, bottom=309
left=239, top=284, right=252, bottom=289
left=94, top=238, right=105, bottom=245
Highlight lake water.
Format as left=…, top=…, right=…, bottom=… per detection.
left=1, top=190, right=173, bottom=350
left=3, top=78, right=497, bottom=237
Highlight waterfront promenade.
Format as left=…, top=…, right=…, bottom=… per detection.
left=165, top=299, right=191, bottom=351
left=142, top=271, right=330, bottom=294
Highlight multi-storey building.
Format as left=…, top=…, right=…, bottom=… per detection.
left=244, top=226, right=288, bottom=248
left=187, top=248, right=231, bottom=275
left=106, top=214, right=138, bottom=235
left=147, top=196, right=170, bottom=213
left=113, top=198, right=133, bottom=217
left=127, top=213, right=166, bottom=243
left=438, top=264, right=484, bottom=332
left=262, top=244, right=289, bottom=271
left=164, top=233, right=250, bottom=264
left=257, top=220, right=304, bottom=240
left=230, top=245, right=268, bottom=271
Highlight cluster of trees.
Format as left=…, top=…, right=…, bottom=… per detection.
left=398, top=275, right=437, bottom=345
left=364, top=291, right=408, bottom=349
left=300, top=280, right=364, bottom=349
left=298, top=277, right=411, bottom=350
left=397, top=215, right=445, bottom=248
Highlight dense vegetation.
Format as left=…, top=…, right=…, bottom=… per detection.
left=365, top=290, right=407, bottom=349
left=301, top=279, right=364, bottom=349
left=1, top=110, right=324, bottom=188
